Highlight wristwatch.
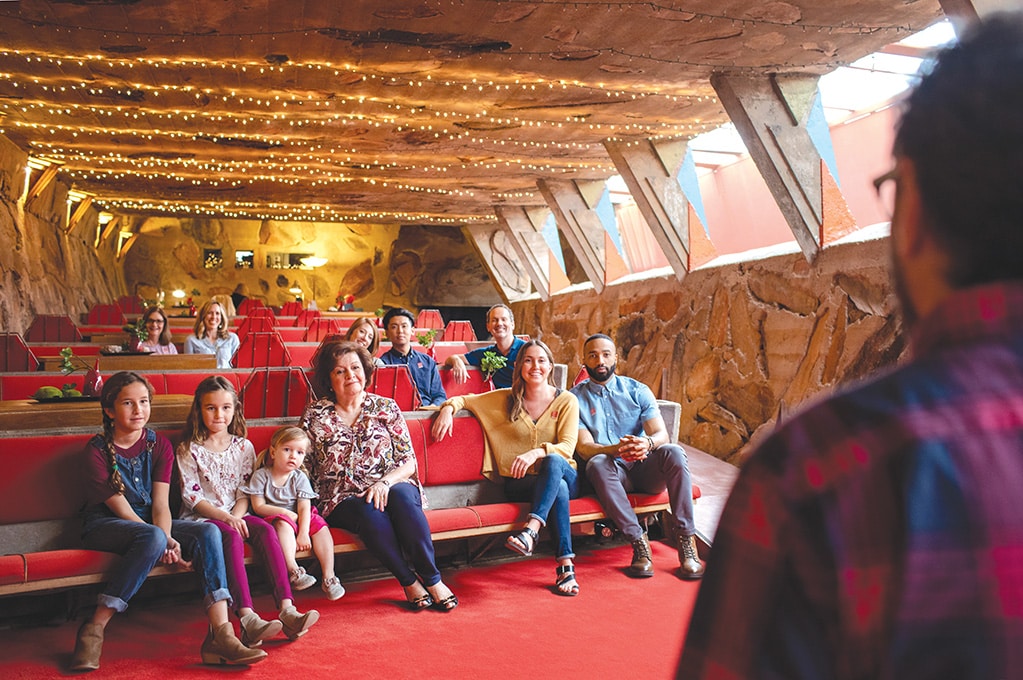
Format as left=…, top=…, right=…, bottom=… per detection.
left=379, top=479, right=390, bottom=487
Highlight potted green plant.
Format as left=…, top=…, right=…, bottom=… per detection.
left=416, top=328, right=441, bottom=359
left=59, top=347, right=103, bottom=397
left=122, top=318, right=148, bottom=351
left=479, top=350, right=507, bottom=390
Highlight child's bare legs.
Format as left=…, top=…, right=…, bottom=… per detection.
left=312, top=526, right=345, bottom=600
left=312, top=526, right=338, bottom=582
left=273, top=519, right=301, bottom=574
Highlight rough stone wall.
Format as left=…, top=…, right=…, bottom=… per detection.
left=513, top=236, right=905, bottom=464
left=121, top=220, right=494, bottom=314
left=0, top=137, right=123, bottom=334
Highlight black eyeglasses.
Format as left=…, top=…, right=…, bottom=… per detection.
left=872, top=168, right=898, bottom=219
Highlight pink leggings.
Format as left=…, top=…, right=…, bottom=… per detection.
left=207, top=515, right=292, bottom=612
left=269, top=506, right=329, bottom=535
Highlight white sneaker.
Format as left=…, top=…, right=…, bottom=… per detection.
left=289, top=566, right=316, bottom=591
left=321, top=576, right=345, bottom=601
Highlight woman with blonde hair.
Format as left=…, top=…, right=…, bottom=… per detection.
left=344, top=316, right=385, bottom=367
left=432, top=340, right=581, bottom=596
left=184, top=300, right=240, bottom=368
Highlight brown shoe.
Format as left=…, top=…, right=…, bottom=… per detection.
left=71, top=621, right=104, bottom=671
left=201, top=623, right=267, bottom=665
left=678, top=534, right=705, bottom=580
left=627, top=532, right=654, bottom=578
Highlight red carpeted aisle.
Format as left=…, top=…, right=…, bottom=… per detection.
left=0, top=541, right=699, bottom=679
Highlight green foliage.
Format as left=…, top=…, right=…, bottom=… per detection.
left=122, top=318, right=148, bottom=341
left=416, top=328, right=441, bottom=347
left=479, top=350, right=507, bottom=380
left=59, top=347, right=89, bottom=375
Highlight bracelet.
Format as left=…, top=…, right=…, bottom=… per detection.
left=378, top=479, right=390, bottom=487
left=645, top=436, right=655, bottom=450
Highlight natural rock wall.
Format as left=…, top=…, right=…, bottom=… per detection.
left=513, top=235, right=905, bottom=464
left=0, top=137, right=123, bottom=334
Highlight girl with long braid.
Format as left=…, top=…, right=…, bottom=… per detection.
left=73, top=371, right=264, bottom=671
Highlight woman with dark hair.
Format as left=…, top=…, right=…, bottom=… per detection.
left=183, top=300, right=239, bottom=368
left=343, top=316, right=385, bottom=367
left=301, top=339, right=458, bottom=611
left=431, top=340, right=581, bottom=596
left=138, top=306, right=177, bottom=355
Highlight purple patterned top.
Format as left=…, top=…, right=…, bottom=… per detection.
left=300, top=394, right=422, bottom=518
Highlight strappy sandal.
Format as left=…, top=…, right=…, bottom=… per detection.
left=505, top=526, right=538, bottom=556
left=433, top=594, right=459, bottom=612
left=407, top=592, right=434, bottom=611
left=555, top=564, right=579, bottom=597
left=404, top=583, right=434, bottom=611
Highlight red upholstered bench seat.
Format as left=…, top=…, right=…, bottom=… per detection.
left=1, top=408, right=696, bottom=596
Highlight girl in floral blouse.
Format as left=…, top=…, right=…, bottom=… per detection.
left=302, top=339, right=458, bottom=611
left=178, top=376, right=319, bottom=647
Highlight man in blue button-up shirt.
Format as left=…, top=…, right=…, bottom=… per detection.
left=571, top=334, right=703, bottom=580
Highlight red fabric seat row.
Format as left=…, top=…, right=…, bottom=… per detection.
left=0, top=333, right=39, bottom=372
left=85, top=303, right=126, bottom=326
left=25, top=315, right=82, bottom=343
left=0, top=410, right=697, bottom=595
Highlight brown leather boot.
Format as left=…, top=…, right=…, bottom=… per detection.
left=678, top=534, right=705, bottom=580
left=627, top=532, right=655, bottom=578
left=70, top=621, right=104, bottom=671
left=200, top=623, right=268, bottom=665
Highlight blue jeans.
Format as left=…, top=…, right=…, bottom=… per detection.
left=327, top=482, right=441, bottom=588
left=82, top=515, right=232, bottom=612
left=505, top=455, right=580, bottom=560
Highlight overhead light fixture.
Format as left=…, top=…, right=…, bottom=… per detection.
left=26, top=157, right=52, bottom=171
left=288, top=281, right=303, bottom=295
left=172, top=289, right=186, bottom=299
left=300, top=256, right=327, bottom=268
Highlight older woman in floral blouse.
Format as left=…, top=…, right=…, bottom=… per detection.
left=301, top=339, right=457, bottom=611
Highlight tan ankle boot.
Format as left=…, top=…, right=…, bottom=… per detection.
left=678, top=534, right=705, bottom=580
left=278, top=605, right=319, bottom=641
left=71, top=621, right=104, bottom=671
left=238, top=610, right=283, bottom=647
left=200, top=623, right=267, bottom=665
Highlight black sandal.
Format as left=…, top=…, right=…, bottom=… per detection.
left=405, top=585, right=434, bottom=611
left=505, top=526, right=538, bottom=556
left=408, top=593, right=433, bottom=611
left=555, top=564, right=579, bottom=597
left=433, top=594, right=459, bottom=612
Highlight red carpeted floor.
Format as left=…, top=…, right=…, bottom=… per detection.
left=0, top=540, right=699, bottom=679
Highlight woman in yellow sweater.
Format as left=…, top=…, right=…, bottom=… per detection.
left=431, top=340, right=581, bottom=596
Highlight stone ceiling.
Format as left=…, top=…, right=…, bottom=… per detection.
left=0, top=0, right=942, bottom=227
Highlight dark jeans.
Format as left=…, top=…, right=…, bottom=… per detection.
left=585, top=443, right=695, bottom=542
left=505, top=455, right=580, bottom=560
left=327, top=482, right=440, bottom=588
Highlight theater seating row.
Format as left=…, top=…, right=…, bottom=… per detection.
left=0, top=366, right=500, bottom=417
left=0, top=404, right=694, bottom=597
